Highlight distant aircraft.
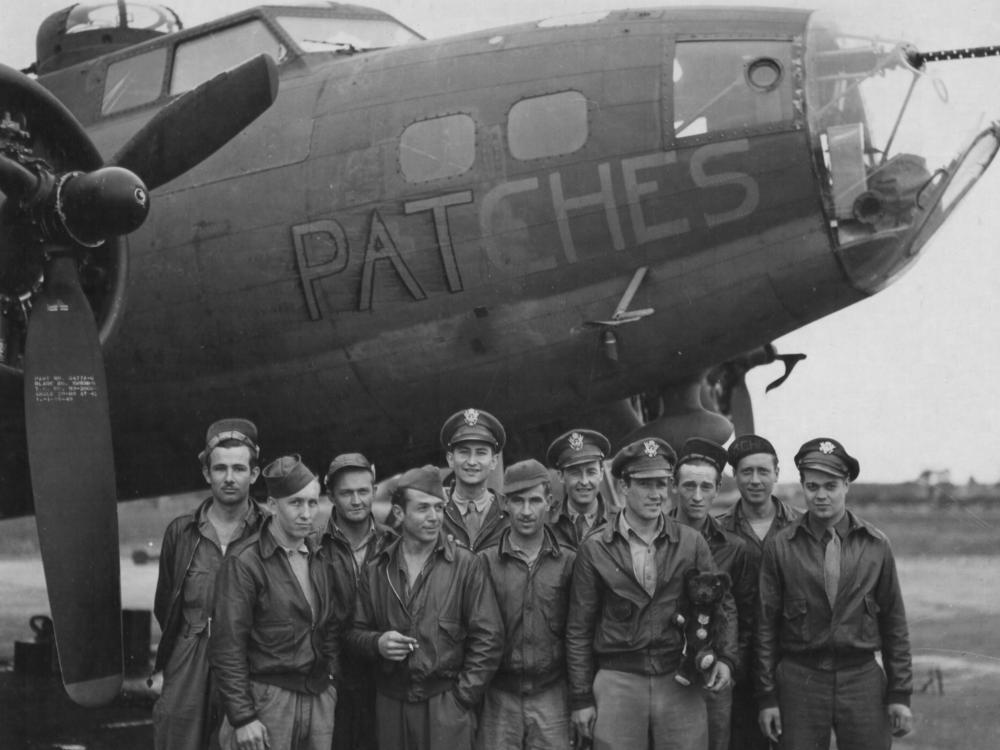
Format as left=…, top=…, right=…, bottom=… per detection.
left=0, top=0, right=997, bottom=705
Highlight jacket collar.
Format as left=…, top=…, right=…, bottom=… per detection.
left=558, top=492, right=607, bottom=525
left=602, top=509, right=679, bottom=544
left=258, top=515, right=319, bottom=558
left=666, top=506, right=727, bottom=543
left=377, top=530, right=457, bottom=565
left=789, top=508, right=873, bottom=542
left=321, top=514, right=394, bottom=547
left=497, top=525, right=562, bottom=561
left=191, top=495, right=262, bottom=529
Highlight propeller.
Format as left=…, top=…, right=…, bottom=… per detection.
left=0, top=53, right=278, bottom=706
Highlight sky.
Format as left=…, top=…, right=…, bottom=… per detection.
left=3, top=0, right=1000, bottom=483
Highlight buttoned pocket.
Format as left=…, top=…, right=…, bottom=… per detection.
left=782, top=598, right=809, bottom=643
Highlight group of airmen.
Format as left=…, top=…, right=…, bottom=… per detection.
left=151, top=408, right=913, bottom=750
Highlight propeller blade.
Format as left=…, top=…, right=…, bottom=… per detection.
left=730, top=375, right=755, bottom=435
left=23, top=253, right=122, bottom=707
left=111, top=53, right=279, bottom=191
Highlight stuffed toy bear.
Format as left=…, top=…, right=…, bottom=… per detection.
left=671, top=568, right=731, bottom=686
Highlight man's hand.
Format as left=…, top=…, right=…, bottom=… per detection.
left=759, top=707, right=782, bottom=743
left=888, top=703, right=913, bottom=737
left=235, top=719, right=269, bottom=750
left=377, top=630, right=418, bottom=661
left=704, top=660, right=732, bottom=692
left=571, top=706, right=597, bottom=740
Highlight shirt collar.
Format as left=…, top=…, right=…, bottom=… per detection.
left=795, top=509, right=855, bottom=541
left=618, top=509, right=665, bottom=542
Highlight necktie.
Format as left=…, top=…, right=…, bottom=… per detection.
left=465, top=504, right=483, bottom=543
left=574, top=513, right=588, bottom=542
left=823, top=531, right=841, bottom=608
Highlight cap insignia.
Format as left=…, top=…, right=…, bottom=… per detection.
left=569, top=432, right=584, bottom=451
left=643, top=440, right=658, bottom=458
left=463, top=408, right=480, bottom=427
left=819, top=441, right=835, bottom=454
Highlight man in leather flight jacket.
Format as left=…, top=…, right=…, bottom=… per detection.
left=566, top=438, right=738, bottom=750
left=211, top=456, right=341, bottom=750
left=347, top=465, right=503, bottom=750
left=755, top=438, right=913, bottom=749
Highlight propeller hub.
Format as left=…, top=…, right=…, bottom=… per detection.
left=54, top=167, right=150, bottom=247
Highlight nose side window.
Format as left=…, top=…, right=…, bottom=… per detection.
left=673, top=39, right=796, bottom=141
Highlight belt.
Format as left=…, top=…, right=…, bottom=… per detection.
left=783, top=650, right=875, bottom=672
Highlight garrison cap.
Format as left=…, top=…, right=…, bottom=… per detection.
left=440, top=408, right=506, bottom=451
left=794, top=437, right=859, bottom=481
left=199, top=418, right=259, bottom=463
left=611, top=437, right=677, bottom=479
left=546, top=429, right=611, bottom=470
left=727, top=434, right=777, bottom=470
left=263, top=454, right=317, bottom=499
left=677, top=437, right=728, bottom=475
left=325, top=452, right=373, bottom=488
left=504, top=459, right=551, bottom=495
left=396, top=465, right=446, bottom=501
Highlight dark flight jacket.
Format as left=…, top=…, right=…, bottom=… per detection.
left=479, top=526, right=576, bottom=695
left=754, top=510, right=913, bottom=708
left=153, top=496, right=264, bottom=673
left=347, top=532, right=503, bottom=708
left=442, top=485, right=509, bottom=552
left=210, top=519, right=341, bottom=728
left=668, top=508, right=761, bottom=682
left=565, top=511, right=738, bottom=711
left=549, top=493, right=611, bottom=550
left=716, top=495, right=801, bottom=552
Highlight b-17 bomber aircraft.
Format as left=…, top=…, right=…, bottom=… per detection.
left=0, top=0, right=997, bottom=706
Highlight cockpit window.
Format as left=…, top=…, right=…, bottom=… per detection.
left=274, top=15, right=422, bottom=52
left=400, top=114, right=476, bottom=182
left=65, top=3, right=180, bottom=35
left=102, top=47, right=167, bottom=114
left=170, top=19, right=285, bottom=95
left=508, top=91, right=589, bottom=160
left=673, top=40, right=795, bottom=139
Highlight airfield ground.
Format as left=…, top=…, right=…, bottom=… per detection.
left=0, top=497, right=997, bottom=748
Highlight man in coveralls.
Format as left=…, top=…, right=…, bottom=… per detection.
left=152, top=418, right=264, bottom=750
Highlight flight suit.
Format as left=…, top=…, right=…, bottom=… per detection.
left=152, top=497, right=263, bottom=750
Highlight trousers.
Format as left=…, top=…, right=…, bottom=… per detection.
left=218, top=681, right=336, bottom=750
left=375, top=689, right=476, bottom=750
left=476, top=679, right=570, bottom=749
left=777, top=657, right=891, bottom=750
left=592, top=669, right=708, bottom=750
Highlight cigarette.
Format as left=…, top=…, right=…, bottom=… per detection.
left=408, top=642, right=415, bottom=652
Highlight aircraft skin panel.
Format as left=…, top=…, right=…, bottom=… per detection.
left=4, top=4, right=930, bottom=517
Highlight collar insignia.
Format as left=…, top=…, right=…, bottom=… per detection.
left=819, top=441, right=836, bottom=454
left=643, top=440, right=658, bottom=458
left=569, top=432, right=584, bottom=451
